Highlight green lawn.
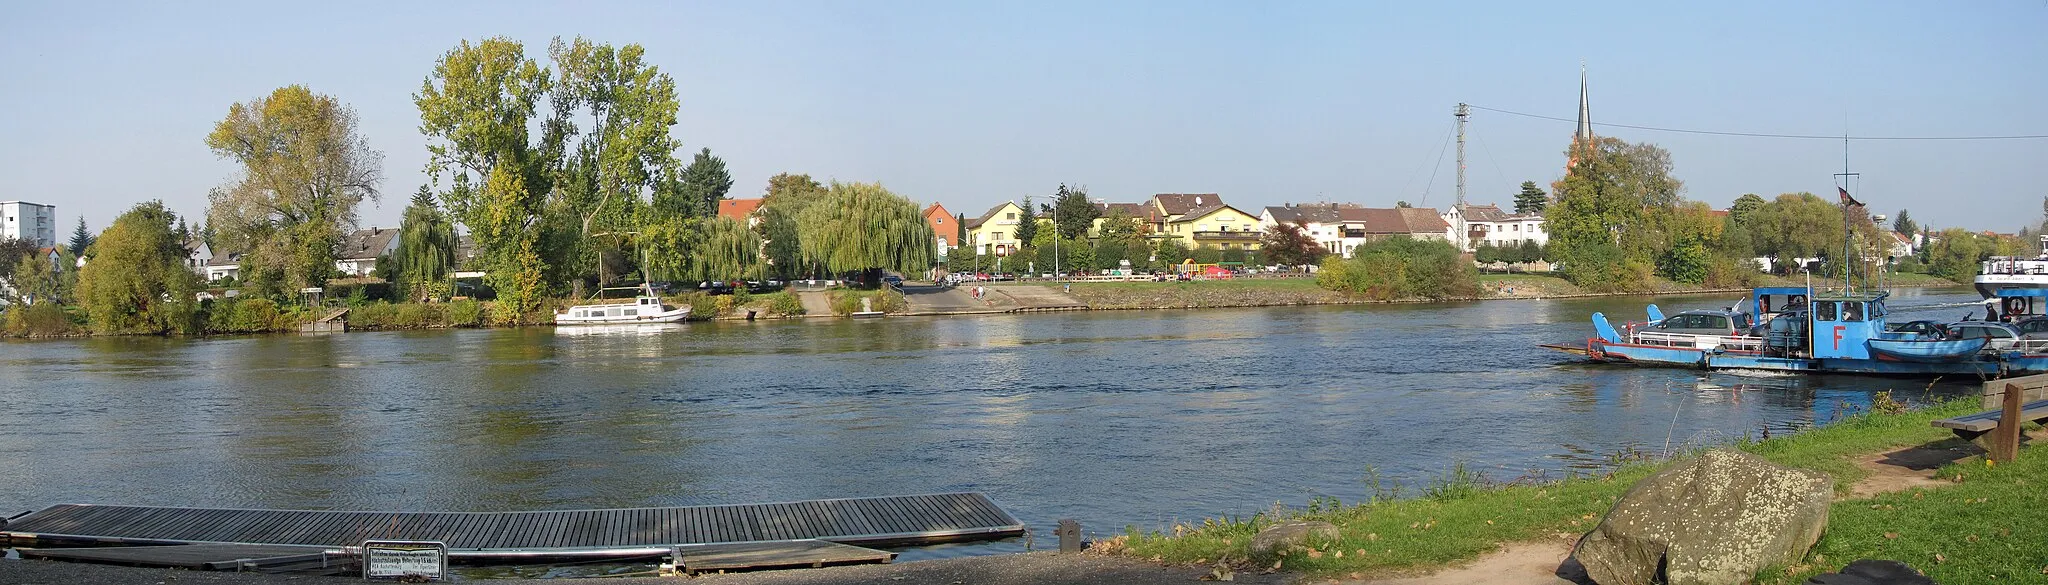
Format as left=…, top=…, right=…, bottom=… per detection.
left=1062, top=277, right=1325, bottom=292
left=1118, top=399, right=2044, bottom=582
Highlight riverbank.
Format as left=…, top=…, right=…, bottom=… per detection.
left=1114, top=397, right=2047, bottom=584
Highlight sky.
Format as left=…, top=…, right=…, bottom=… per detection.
left=4, top=1, right=2046, bottom=235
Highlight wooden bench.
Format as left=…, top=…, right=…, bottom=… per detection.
left=1931, top=373, right=2048, bottom=460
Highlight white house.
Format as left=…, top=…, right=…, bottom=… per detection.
left=206, top=251, right=242, bottom=282
left=1259, top=204, right=1348, bottom=256
left=1, top=201, right=58, bottom=249
left=335, top=227, right=402, bottom=277
left=183, top=239, right=212, bottom=276
left=1442, top=203, right=1546, bottom=252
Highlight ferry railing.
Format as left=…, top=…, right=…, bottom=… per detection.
left=2010, top=338, right=2048, bottom=355
left=1630, top=331, right=1766, bottom=352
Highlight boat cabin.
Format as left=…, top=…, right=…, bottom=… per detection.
left=566, top=296, right=665, bottom=321
left=1806, top=292, right=1890, bottom=360
left=1994, top=288, right=2048, bottom=320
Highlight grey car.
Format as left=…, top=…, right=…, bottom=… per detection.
left=1652, top=310, right=1752, bottom=336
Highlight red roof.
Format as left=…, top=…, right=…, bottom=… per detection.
left=717, top=198, right=764, bottom=221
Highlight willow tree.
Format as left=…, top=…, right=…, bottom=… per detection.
left=641, top=216, right=760, bottom=282
left=797, top=182, right=935, bottom=282
left=205, top=85, right=384, bottom=299
left=390, top=188, right=459, bottom=301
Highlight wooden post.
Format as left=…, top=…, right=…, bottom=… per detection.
left=1991, top=382, right=2023, bottom=463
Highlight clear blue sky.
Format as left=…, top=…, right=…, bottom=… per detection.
left=4, top=1, right=2045, bottom=234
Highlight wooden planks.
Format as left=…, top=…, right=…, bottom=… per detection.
left=675, top=540, right=895, bottom=574
left=1, top=493, right=1024, bottom=560
left=1930, top=398, right=2048, bottom=434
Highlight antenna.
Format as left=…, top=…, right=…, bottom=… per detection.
left=1833, top=130, right=1860, bottom=293
left=1455, top=103, right=1469, bottom=251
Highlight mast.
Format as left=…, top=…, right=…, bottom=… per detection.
left=1455, top=102, right=1468, bottom=250
left=1835, top=133, right=1860, bottom=294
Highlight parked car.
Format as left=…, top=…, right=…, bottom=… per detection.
left=882, top=275, right=903, bottom=287
left=1948, top=322, right=2024, bottom=350
left=1650, top=310, right=1752, bottom=336
left=2011, top=316, right=2048, bottom=339
left=1886, top=320, right=1951, bottom=339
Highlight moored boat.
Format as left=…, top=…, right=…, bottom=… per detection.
left=555, top=285, right=691, bottom=325
left=1866, top=336, right=1989, bottom=363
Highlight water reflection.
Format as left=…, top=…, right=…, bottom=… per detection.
left=0, top=287, right=1985, bottom=560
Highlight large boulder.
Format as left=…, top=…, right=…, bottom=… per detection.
left=1248, top=520, right=1339, bottom=558
left=1574, top=449, right=1832, bottom=585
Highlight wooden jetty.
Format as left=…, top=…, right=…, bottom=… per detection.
left=15, top=543, right=358, bottom=575
left=1, top=492, right=1023, bottom=564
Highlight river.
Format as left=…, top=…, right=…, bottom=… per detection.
left=0, top=287, right=1986, bottom=561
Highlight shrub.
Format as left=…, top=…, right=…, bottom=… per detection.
left=206, top=297, right=293, bottom=333
left=1704, top=254, right=1762, bottom=288
left=713, top=295, right=737, bottom=315
left=447, top=299, right=483, bottom=327
left=768, top=289, right=805, bottom=317
left=3, top=302, right=79, bottom=337
left=1315, top=237, right=1478, bottom=301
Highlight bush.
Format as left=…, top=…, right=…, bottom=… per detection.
left=767, top=289, right=805, bottom=317
left=447, top=299, right=484, bottom=327
left=1561, top=242, right=1655, bottom=293
left=205, top=297, right=297, bottom=333
left=1315, top=237, right=1478, bottom=301
left=3, top=302, right=79, bottom=337
left=1704, top=254, right=1762, bottom=288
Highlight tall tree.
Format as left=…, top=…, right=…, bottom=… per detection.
left=417, top=37, right=556, bottom=313
left=660, top=147, right=732, bottom=220
left=68, top=217, right=95, bottom=257
left=796, top=182, right=935, bottom=280
left=1014, top=195, right=1039, bottom=246
left=205, top=85, right=384, bottom=299
left=390, top=187, right=459, bottom=301
left=75, top=201, right=203, bottom=334
left=1046, top=184, right=1100, bottom=239
left=545, top=37, right=682, bottom=293
left=1546, top=137, right=1683, bottom=288
left=1892, top=209, right=1917, bottom=237
left=1746, top=192, right=1844, bottom=274
left=1512, top=181, right=1548, bottom=214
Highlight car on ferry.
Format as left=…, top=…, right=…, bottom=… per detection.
left=1650, top=309, right=1753, bottom=337
left=1947, top=322, right=2025, bottom=351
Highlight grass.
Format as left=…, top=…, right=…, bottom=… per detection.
left=1118, top=398, right=2019, bottom=580
left=1764, top=449, right=2048, bottom=584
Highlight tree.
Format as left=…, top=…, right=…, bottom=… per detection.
left=1258, top=220, right=1326, bottom=268
left=656, top=147, right=730, bottom=220
left=545, top=37, right=683, bottom=292
left=417, top=37, right=557, bottom=309
left=1892, top=209, right=1917, bottom=237
left=390, top=188, right=459, bottom=301
left=1512, top=181, right=1548, bottom=214
left=1014, top=195, right=1039, bottom=245
left=6, top=246, right=61, bottom=306
left=1746, top=193, right=1841, bottom=274
left=796, top=182, right=936, bottom=280
left=1395, top=200, right=1413, bottom=208
left=204, top=85, right=384, bottom=299
left=1925, top=228, right=1987, bottom=283
left=75, top=201, right=203, bottom=334
left=644, top=216, right=760, bottom=282
left=757, top=173, right=828, bottom=280
left=0, top=238, right=37, bottom=280
left=1729, top=193, right=1766, bottom=224
left=1047, top=184, right=1099, bottom=239
left=1546, top=137, right=1684, bottom=288
left=68, top=217, right=95, bottom=257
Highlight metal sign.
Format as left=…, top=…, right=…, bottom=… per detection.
left=362, top=540, right=447, bottom=581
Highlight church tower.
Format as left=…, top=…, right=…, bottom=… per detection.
left=1567, top=64, right=1593, bottom=169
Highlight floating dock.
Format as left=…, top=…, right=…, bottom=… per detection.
left=1, top=492, right=1023, bottom=563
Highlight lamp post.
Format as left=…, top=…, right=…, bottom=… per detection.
left=1051, top=202, right=1060, bottom=282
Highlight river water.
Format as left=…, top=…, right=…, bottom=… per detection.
left=0, top=287, right=1985, bottom=561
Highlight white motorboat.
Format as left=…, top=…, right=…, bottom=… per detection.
left=555, top=287, right=691, bottom=325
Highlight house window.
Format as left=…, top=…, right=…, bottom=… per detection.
left=1005, top=212, right=1016, bottom=220
left=994, top=232, right=1004, bottom=241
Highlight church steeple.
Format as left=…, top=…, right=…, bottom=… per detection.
left=1567, top=62, right=1594, bottom=170
left=1574, top=62, right=1593, bottom=144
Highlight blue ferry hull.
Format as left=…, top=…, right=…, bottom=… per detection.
left=1588, top=341, right=2043, bottom=377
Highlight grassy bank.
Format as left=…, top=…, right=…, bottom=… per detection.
left=1064, top=272, right=1962, bottom=311
left=1116, top=398, right=2040, bottom=582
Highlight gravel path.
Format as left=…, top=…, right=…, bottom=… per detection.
left=2, top=552, right=1298, bottom=585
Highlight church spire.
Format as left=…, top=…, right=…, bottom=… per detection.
left=1574, top=62, right=1593, bottom=144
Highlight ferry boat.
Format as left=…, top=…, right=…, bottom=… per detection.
left=554, top=285, right=691, bottom=325
left=1975, top=235, right=2048, bottom=299
left=1549, top=286, right=2048, bottom=378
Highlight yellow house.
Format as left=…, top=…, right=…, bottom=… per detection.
left=962, top=201, right=1027, bottom=257
left=1165, top=203, right=1263, bottom=250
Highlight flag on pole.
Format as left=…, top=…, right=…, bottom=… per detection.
left=1838, top=186, right=1864, bottom=207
